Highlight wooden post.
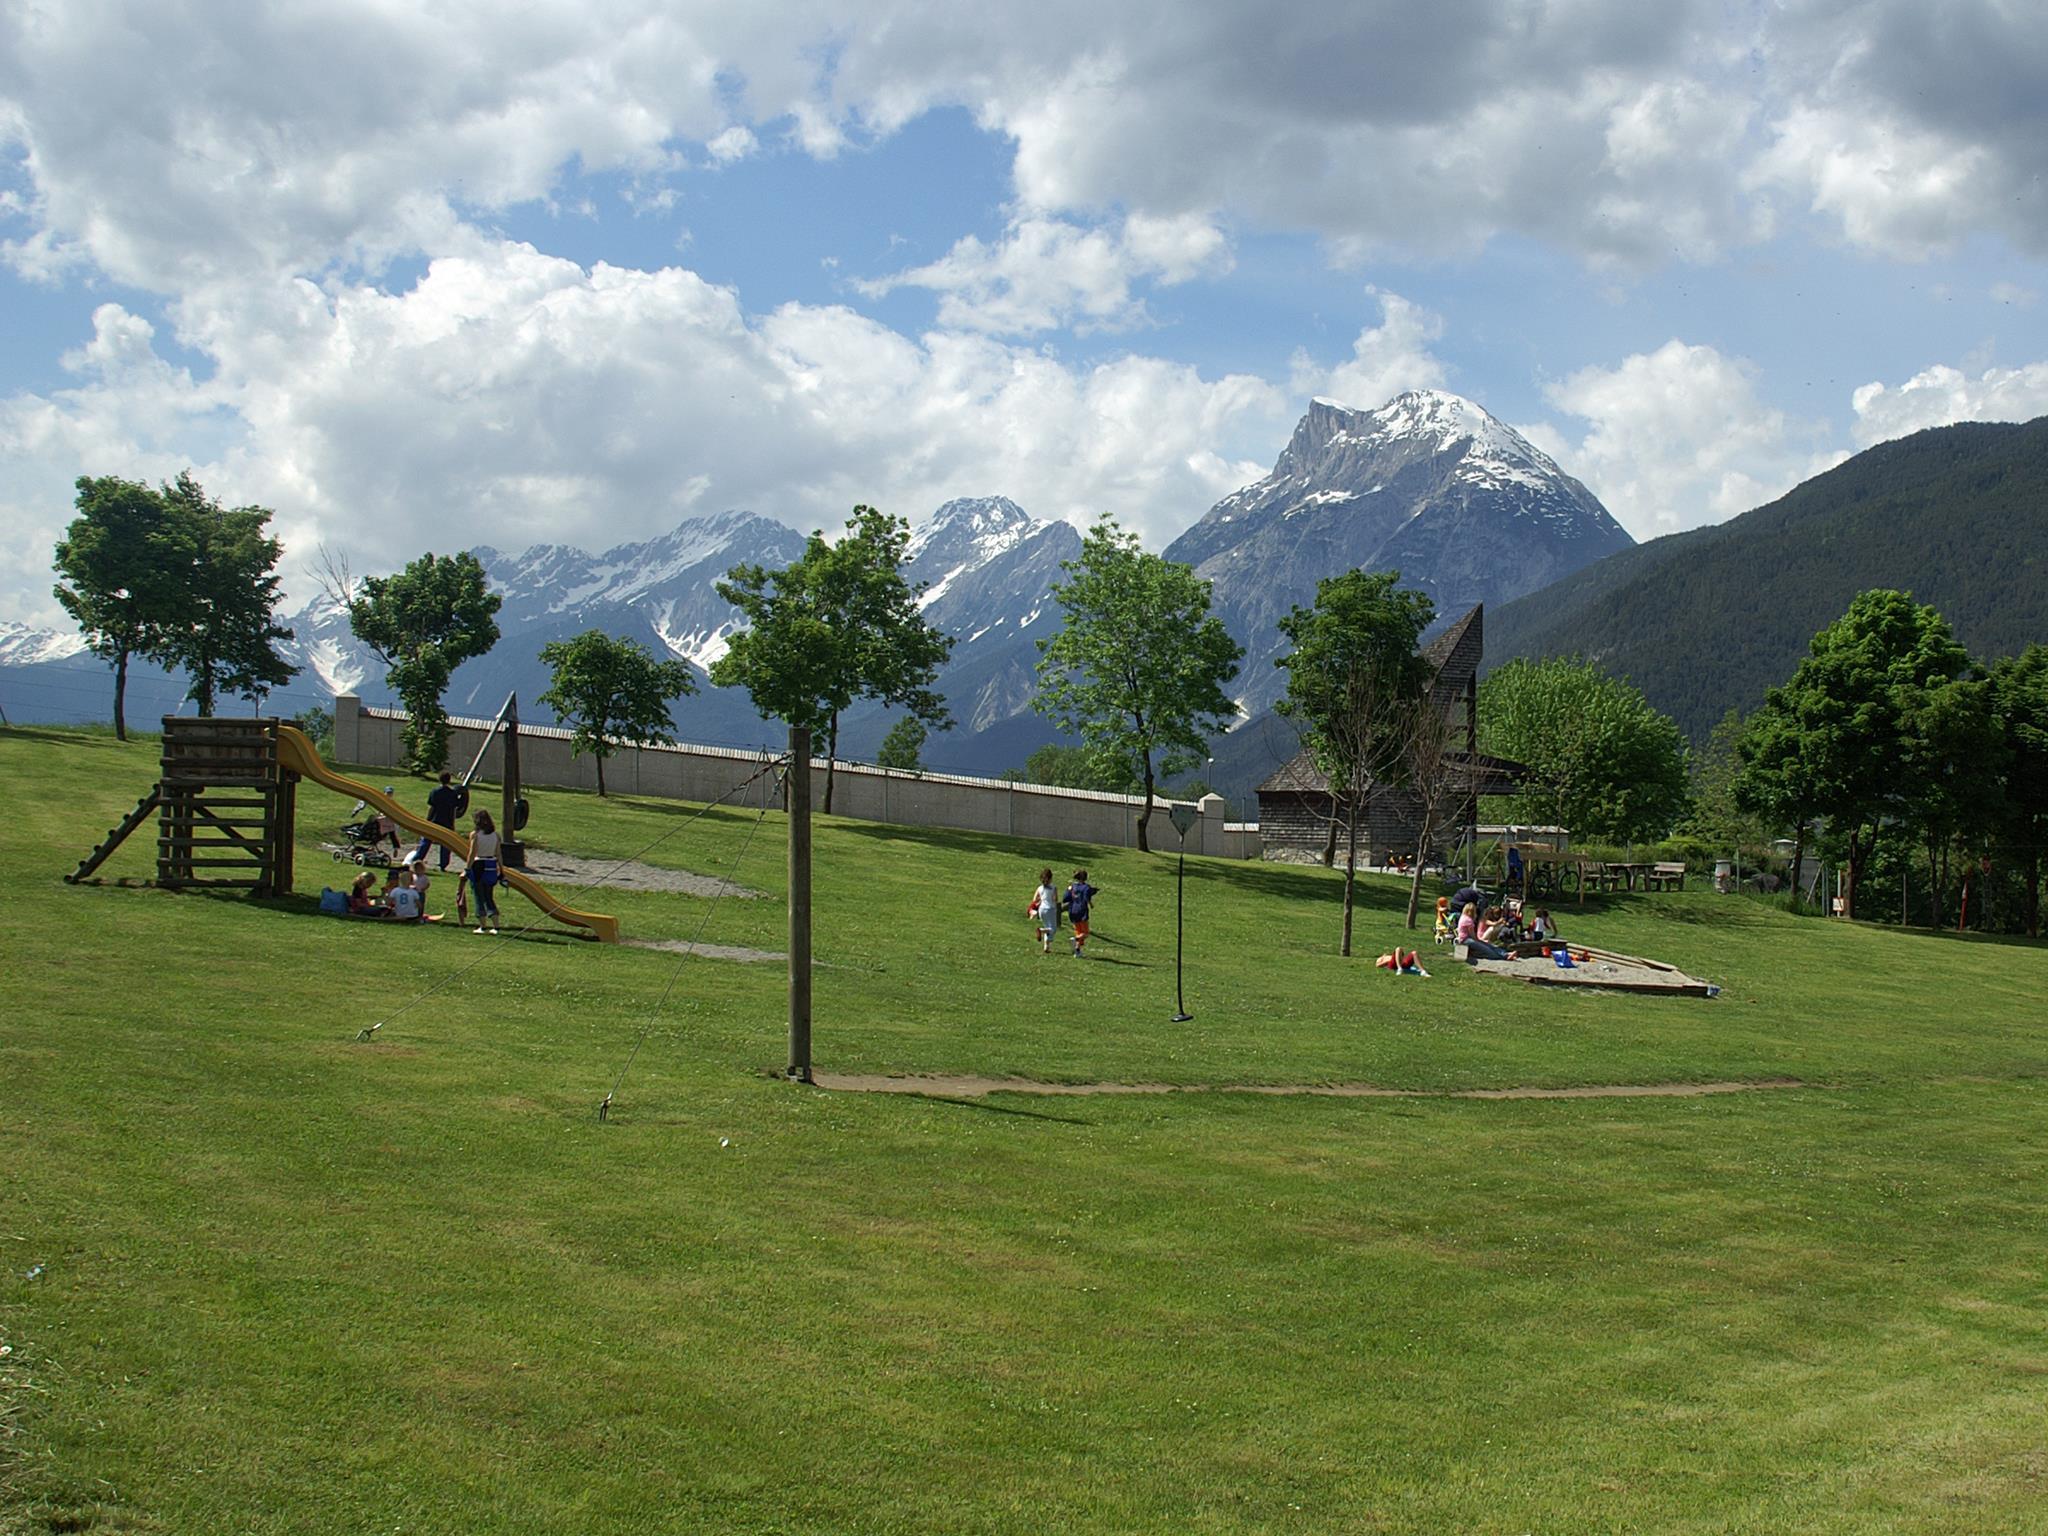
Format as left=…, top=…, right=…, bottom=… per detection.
left=500, top=694, right=524, bottom=870
left=787, top=723, right=813, bottom=1083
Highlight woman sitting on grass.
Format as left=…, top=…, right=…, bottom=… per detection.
left=1457, top=902, right=1509, bottom=962
left=346, top=871, right=383, bottom=916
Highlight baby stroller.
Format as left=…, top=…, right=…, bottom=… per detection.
left=336, top=794, right=404, bottom=865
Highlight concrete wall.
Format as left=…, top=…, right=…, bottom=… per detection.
left=333, top=695, right=1255, bottom=856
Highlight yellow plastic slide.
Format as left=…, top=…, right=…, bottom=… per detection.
left=274, top=725, right=620, bottom=943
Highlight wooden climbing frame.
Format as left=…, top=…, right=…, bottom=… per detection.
left=155, top=718, right=296, bottom=896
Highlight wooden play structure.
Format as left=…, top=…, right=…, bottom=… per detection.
left=67, top=716, right=619, bottom=942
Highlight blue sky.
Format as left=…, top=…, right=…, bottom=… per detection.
left=2, top=0, right=2045, bottom=629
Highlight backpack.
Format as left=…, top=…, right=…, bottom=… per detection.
left=1066, top=884, right=1091, bottom=921
left=319, top=887, right=347, bottom=915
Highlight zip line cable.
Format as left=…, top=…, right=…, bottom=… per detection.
left=598, top=755, right=787, bottom=1122
left=352, top=752, right=788, bottom=1043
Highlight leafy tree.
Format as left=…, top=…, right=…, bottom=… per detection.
left=1274, top=570, right=1434, bottom=953
left=1987, top=645, right=2048, bottom=937
left=1033, top=517, right=1242, bottom=852
left=1014, top=742, right=1141, bottom=794
left=157, top=473, right=296, bottom=715
left=51, top=475, right=187, bottom=740
left=347, top=552, right=502, bottom=773
left=293, top=706, right=335, bottom=757
left=713, top=506, right=953, bottom=813
left=876, top=715, right=928, bottom=772
left=1740, top=590, right=1969, bottom=919
left=1896, top=675, right=2004, bottom=929
left=1478, top=657, right=1691, bottom=845
left=537, top=629, right=696, bottom=796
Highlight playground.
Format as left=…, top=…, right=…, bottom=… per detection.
left=7, top=723, right=2048, bottom=1533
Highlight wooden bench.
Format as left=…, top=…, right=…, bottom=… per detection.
left=1646, top=862, right=1687, bottom=892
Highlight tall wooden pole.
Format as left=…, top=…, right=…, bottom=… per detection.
left=787, top=724, right=813, bottom=1082
left=501, top=693, right=524, bottom=869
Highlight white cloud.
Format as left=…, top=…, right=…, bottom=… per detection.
left=1289, top=289, right=1449, bottom=410
left=0, top=240, right=1289, bottom=622
left=1850, top=362, right=2048, bottom=447
left=1533, top=340, right=1842, bottom=537
left=9, top=0, right=2038, bottom=301
left=705, top=125, right=759, bottom=165
left=859, top=212, right=1232, bottom=335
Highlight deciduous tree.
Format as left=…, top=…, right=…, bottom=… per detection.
left=538, top=629, right=696, bottom=796
left=51, top=475, right=187, bottom=740
left=157, top=473, right=296, bottom=716
left=346, top=552, right=502, bottom=773
left=876, top=716, right=928, bottom=772
left=1274, top=570, right=1434, bottom=953
left=713, top=506, right=952, bottom=812
left=1478, top=657, right=1691, bottom=845
left=1741, top=590, right=1969, bottom=919
left=1987, top=645, right=2048, bottom=937
left=1033, top=518, right=1242, bottom=853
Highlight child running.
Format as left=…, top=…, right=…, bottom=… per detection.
left=1029, top=867, right=1060, bottom=955
left=1064, top=870, right=1100, bottom=958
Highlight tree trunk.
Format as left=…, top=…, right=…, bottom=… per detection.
left=1136, top=750, right=1155, bottom=853
left=1405, top=809, right=1434, bottom=929
left=2028, top=846, right=2041, bottom=939
left=1843, top=827, right=1864, bottom=920
left=113, top=647, right=129, bottom=741
left=596, top=751, right=608, bottom=797
left=1340, top=791, right=1359, bottom=957
left=824, top=713, right=838, bottom=815
left=1789, top=821, right=1808, bottom=908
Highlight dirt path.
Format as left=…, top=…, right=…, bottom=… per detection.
left=519, top=850, right=765, bottom=899
left=810, top=1073, right=1806, bottom=1101
left=626, top=938, right=784, bottom=963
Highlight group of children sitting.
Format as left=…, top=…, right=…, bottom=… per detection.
left=339, top=864, right=438, bottom=922
left=1434, top=892, right=1559, bottom=960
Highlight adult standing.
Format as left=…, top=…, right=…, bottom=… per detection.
left=467, top=809, right=503, bottom=934
left=411, top=771, right=469, bottom=870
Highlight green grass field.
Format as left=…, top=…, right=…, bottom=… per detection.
left=4, top=725, right=2047, bottom=1533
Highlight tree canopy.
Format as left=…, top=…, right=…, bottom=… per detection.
left=1987, top=645, right=2048, bottom=936
left=1478, top=656, right=1691, bottom=844
left=347, top=551, right=502, bottom=773
left=53, top=475, right=189, bottom=740
left=157, top=473, right=295, bottom=716
left=1736, top=589, right=1969, bottom=917
left=876, top=716, right=928, bottom=773
left=712, top=505, right=952, bottom=813
left=1033, top=517, right=1241, bottom=852
left=53, top=472, right=297, bottom=736
left=537, top=629, right=697, bottom=796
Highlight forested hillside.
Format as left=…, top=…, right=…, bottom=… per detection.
left=1483, top=418, right=2048, bottom=741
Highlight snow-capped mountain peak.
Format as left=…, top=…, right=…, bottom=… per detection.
left=1165, top=389, right=1634, bottom=719
left=0, top=620, right=89, bottom=666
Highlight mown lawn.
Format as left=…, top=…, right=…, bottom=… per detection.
left=3, top=725, right=2046, bottom=1533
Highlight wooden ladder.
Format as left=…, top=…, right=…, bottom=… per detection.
left=67, top=787, right=163, bottom=883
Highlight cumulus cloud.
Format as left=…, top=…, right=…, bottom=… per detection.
left=0, top=240, right=1288, bottom=622
left=859, top=212, right=1232, bottom=334
left=1529, top=340, right=1843, bottom=537
left=1290, top=289, right=1450, bottom=410
left=7, top=0, right=2036, bottom=297
left=1850, top=362, right=2048, bottom=447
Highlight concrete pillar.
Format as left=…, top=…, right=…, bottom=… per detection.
left=334, top=694, right=361, bottom=763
